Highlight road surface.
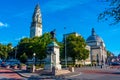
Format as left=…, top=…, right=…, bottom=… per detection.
left=0, top=67, right=25, bottom=80
left=67, top=66, right=120, bottom=80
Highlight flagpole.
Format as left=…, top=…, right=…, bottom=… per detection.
left=64, top=27, right=67, bottom=69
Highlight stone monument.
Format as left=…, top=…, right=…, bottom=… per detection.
left=44, top=29, right=61, bottom=70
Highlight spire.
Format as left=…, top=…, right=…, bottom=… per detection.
left=32, top=4, right=41, bottom=23
left=30, top=4, right=42, bottom=38
left=92, top=28, right=96, bottom=36
left=35, top=4, right=40, bottom=10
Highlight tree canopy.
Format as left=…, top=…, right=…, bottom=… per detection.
left=65, top=34, right=89, bottom=65
left=98, top=0, right=120, bottom=25
left=0, top=43, right=13, bottom=60
left=16, top=32, right=62, bottom=61
left=107, top=50, right=113, bottom=57
left=17, top=33, right=53, bottom=60
left=20, top=53, right=28, bottom=63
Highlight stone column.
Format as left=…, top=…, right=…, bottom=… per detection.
left=44, top=41, right=61, bottom=70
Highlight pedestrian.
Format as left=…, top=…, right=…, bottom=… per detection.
left=94, top=64, right=96, bottom=68
left=101, top=65, right=102, bottom=69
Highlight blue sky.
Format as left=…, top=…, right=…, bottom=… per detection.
left=0, top=0, right=120, bottom=56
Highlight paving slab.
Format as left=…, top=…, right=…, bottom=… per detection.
left=13, top=69, right=81, bottom=79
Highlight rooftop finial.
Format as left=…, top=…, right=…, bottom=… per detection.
left=35, top=3, right=40, bottom=10
left=92, top=28, right=96, bottom=36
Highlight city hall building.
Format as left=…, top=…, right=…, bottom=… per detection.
left=86, top=28, right=107, bottom=65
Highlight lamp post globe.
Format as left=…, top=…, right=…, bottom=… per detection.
left=33, top=53, right=36, bottom=56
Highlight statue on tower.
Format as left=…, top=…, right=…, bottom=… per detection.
left=50, top=29, right=56, bottom=40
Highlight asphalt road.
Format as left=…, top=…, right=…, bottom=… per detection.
left=67, top=66, right=120, bottom=80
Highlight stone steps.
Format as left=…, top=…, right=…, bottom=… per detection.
left=56, top=70, right=71, bottom=75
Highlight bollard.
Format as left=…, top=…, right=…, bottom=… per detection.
left=69, top=66, right=74, bottom=72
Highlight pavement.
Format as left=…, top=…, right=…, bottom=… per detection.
left=0, top=68, right=25, bottom=80
left=13, top=68, right=81, bottom=79
left=5, top=65, right=118, bottom=79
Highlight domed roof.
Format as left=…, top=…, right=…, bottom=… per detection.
left=87, top=35, right=102, bottom=42
left=86, top=28, right=103, bottom=42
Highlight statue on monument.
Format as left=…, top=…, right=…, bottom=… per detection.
left=44, top=29, right=61, bottom=71
left=50, top=29, right=56, bottom=40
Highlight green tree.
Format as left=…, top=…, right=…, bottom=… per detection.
left=37, top=33, right=52, bottom=60
left=7, top=43, right=13, bottom=59
left=107, top=50, right=112, bottom=57
left=20, top=53, right=28, bottom=63
left=17, top=37, right=33, bottom=59
left=17, top=33, right=55, bottom=61
left=66, top=34, right=89, bottom=65
left=0, top=43, right=13, bottom=60
left=98, top=0, right=120, bottom=25
left=59, top=42, right=64, bottom=60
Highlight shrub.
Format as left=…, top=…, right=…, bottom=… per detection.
left=20, top=63, right=26, bottom=66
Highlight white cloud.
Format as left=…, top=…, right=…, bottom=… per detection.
left=0, top=21, right=8, bottom=27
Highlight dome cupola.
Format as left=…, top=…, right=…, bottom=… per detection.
left=86, top=28, right=105, bottom=47
left=87, top=28, right=103, bottom=43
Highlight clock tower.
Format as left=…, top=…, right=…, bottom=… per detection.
left=30, top=4, right=42, bottom=38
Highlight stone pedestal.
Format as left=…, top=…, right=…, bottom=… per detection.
left=44, top=41, right=61, bottom=70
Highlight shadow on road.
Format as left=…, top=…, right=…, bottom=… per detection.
left=0, top=78, right=24, bottom=80
left=112, top=72, right=120, bottom=75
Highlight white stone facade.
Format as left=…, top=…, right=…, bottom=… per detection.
left=86, top=28, right=107, bottom=65
left=30, top=4, right=42, bottom=38
left=44, top=42, right=61, bottom=70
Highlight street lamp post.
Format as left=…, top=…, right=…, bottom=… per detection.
left=64, top=27, right=67, bottom=69
left=65, top=34, right=67, bottom=69
left=33, top=53, right=36, bottom=65
left=15, top=46, right=17, bottom=59
left=32, top=53, right=36, bottom=72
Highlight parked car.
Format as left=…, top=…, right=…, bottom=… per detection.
left=0, top=59, right=2, bottom=65
left=5, top=59, right=20, bottom=67
left=1, top=62, right=10, bottom=67
left=110, top=62, right=120, bottom=66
